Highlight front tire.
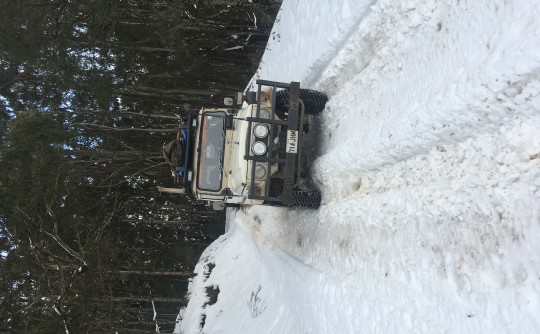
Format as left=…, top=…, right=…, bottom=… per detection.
left=291, top=190, right=321, bottom=209
left=276, top=89, right=328, bottom=115
left=268, top=184, right=321, bottom=209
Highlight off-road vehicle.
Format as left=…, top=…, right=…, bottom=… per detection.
left=162, top=80, right=327, bottom=209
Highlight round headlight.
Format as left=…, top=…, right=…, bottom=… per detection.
left=254, top=124, right=269, bottom=138
left=255, top=164, right=267, bottom=179
left=251, top=141, right=267, bottom=156
left=259, top=108, right=271, bottom=119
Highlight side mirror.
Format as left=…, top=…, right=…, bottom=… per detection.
left=212, top=201, right=225, bottom=211
left=224, top=92, right=244, bottom=106
left=224, top=97, right=234, bottom=106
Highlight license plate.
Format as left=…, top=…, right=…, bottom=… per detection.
left=286, top=130, right=298, bottom=154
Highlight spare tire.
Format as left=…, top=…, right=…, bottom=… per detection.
left=162, top=140, right=184, bottom=166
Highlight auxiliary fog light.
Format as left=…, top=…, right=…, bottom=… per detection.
left=254, top=124, right=269, bottom=138
left=252, top=141, right=267, bottom=156
left=255, top=164, right=267, bottom=179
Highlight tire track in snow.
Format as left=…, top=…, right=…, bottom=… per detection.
left=312, top=0, right=540, bottom=199
left=248, top=0, right=376, bottom=89
left=301, top=0, right=378, bottom=87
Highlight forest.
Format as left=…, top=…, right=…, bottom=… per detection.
left=0, top=0, right=279, bottom=333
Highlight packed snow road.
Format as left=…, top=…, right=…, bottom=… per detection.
left=176, top=0, right=540, bottom=333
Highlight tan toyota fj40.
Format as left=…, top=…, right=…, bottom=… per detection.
left=162, top=80, right=327, bottom=209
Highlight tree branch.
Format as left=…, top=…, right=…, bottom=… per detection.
left=40, top=229, right=86, bottom=265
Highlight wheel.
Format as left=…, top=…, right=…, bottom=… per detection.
left=275, top=88, right=328, bottom=116
left=162, top=139, right=184, bottom=166
left=291, top=190, right=321, bottom=209
left=268, top=184, right=321, bottom=209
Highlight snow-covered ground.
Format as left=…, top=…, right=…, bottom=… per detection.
left=176, top=0, right=540, bottom=333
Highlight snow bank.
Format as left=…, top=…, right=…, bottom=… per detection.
left=248, top=0, right=374, bottom=89
left=177, top=0, right=540, bottom=333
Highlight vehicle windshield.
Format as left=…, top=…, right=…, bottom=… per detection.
left=197, top=112, right=225, bottom=191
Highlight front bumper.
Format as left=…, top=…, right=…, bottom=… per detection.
left=244, top=80, right=303, bottom=205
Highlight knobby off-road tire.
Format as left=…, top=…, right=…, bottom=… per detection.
left=290, top=190, right=321, bottom=209
left=162, top=139, right=185, bottom=167
left=276, top=89, right=328, bottom=115
left=268, top=186, right=322, bottom=209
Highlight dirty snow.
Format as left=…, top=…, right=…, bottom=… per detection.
left=176, top=0, right=540, bottom=333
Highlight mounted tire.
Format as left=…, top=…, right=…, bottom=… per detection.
left=291, top=190, right=321, bottom=209
left=268, top=185, right=321, bottom=209
left=276, top=88, right=328, bottom=115
left=162, top=139, right=184, bottom=166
